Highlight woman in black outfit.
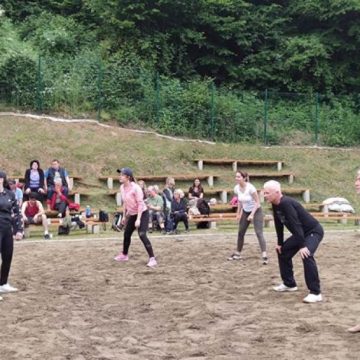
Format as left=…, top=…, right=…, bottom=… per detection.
left=0, top=170, right=23, bottom=300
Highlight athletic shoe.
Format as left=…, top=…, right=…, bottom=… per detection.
left=262, top=256, right=268, bottom=265
left=303, top=293, right=323, bottom=303
left=272, top=283, right=298, bottom=292
left=227, top=253, right=242, bottom=261
left=148, top=228, right=153, bottom=233
left=44, top=234, right=50, bottom=240
left=348, top=324, right=360, bottom=333
left=114, top=253, right=129, bottom=262
left=0, top=296, right=2, bottom=301
left=0, top=283, right=18, bottom=293
left=147, top=257, right=157, bottom=268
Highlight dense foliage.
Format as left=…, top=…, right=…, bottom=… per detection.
left=0, top=1, right=359, bottom=146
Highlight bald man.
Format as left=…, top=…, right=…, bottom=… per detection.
left=263, top=180, right=324, bottom=303
left=348, top=171, right=360, bottom=333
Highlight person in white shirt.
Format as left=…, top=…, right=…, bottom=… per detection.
left=228, top=171, right=268, bottom=264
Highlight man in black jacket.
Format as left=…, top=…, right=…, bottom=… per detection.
left=263, top=180, right=324, bottom=303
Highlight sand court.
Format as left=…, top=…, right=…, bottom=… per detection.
left=1, top=231, right=360, bottom=360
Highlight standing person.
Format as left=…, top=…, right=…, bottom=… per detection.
left=348, top=170, right=360, bottom=333
left=0, top=171, right=23, bottom=300
left=263, top=180, right=324, bottom=303
left=114, top=168, right=157, bottom=267
left=163, top=177, right=175, bottom=233
left=228, top=171, right=268, bottom=264
left=24, top=160, right=46, bottom=200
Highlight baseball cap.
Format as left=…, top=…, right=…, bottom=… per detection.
left=116, top=167, right=133, bottom=177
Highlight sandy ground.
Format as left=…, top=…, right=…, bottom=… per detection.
left=1, top=230, right=360, bottom=360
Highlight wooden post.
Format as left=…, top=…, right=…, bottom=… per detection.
left=277, top=162, right=282, bottom=171
left=107, top=177, right=113, bottom=190
left=232, top=161, right=237, bottom=172
left=198, top=160, right=203, bottom=171
left=207, top=175, right=214, bottom=187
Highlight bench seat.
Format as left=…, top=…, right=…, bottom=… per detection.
left=194, top=159, right=284, bottom=171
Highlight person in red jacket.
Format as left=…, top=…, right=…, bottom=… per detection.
left=46, top=179, right=68, bottom=218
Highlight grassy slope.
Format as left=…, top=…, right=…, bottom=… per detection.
left=1, top=115, right=360, bottom=212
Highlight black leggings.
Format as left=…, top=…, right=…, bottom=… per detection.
left=0, top=226, right=14, bottom=286
left=123, top=210, right=155, bottom=257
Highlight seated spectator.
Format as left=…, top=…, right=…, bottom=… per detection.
left=24, top=160, right=46, bottom=200
left=47, top=179, right=68, bottom=217
left=44, top=159, right=71, bottom=202
left=188, top=178, right=204, bottom=206
left=21, top=192, right=50, bottom=240
left=8, top=179, right=23, bottom=207
left=146, top=185, right=165, bottom=233
left=138, top=180, right=148, bottom=199
left=171, top=189, right=189, bottom=233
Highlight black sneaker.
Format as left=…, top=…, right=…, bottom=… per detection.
left=44, top=234, right=50, bottom=240
left=262, top=256, right=268, bottom=265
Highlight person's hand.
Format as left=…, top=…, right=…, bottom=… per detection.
left=15, top=232, right=23, bottom=241
left=38, top=188, right=45, bottom=194
left=236, top=213, right=241, bottom=221
left=247, top=214, right=253, bottom=222
left=23, top=216, right=28, bottom=223
left=25, top=188, right=31, bottom=194
left=275, top=245, right=282, bottom=254
left=135, top=219, right=140, bottom=228
left=299, top=246, right=311, bottom=259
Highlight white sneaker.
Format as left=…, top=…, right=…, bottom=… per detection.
left=0, top=283, right=18, bottom=293
left=0, top=295, right=3, bottom=301
left=272, top=283, right=298, bottom=292
left=303, top=293, right=323, bottom=303
left=147, top=257, right=157, bottom=268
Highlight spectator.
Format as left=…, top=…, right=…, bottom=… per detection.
left=163, top=177, right=176, bottom=232
left=44, top=159, right=71, bottom=203
left=22, top=192, right=50, bottom=240
left=8, top=179, right=23, bottom=208
left=188, top=178, right=204, bottom=204
left=47, top=179, right=68, bottom=218
left=138, top=180, right=148, bottom=199
left=24, top=160, right=45, bottom=200
left=147, top=185, right=165, bottom=233
left=171, top=189, right=189, bottom=233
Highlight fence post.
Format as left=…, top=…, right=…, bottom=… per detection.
left=96, top=59, right=103, bottom=121
left=155, top=72, right=160, bottom=124
left=210, top=82, right=216, bottom=140
left=315, top=92, right=319, bottom=145
left=36, top=55, right=43, bottom=113
left=263, top=89, right=268, bottom=145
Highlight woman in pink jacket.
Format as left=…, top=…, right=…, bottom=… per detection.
left=114, top=167, right=157, bottom=267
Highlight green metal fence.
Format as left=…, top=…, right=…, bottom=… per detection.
left=0, top=54, right=359, bottom=146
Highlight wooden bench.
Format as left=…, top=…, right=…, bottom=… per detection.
left=10, top=175, right=83, bottom=190
left=100, top=173, right=219, bottom=190
left=201, top=187, right=310, bottom=204
left=194, top=159, right=284, bottom=171
left=188, top=213, right=274, bottom=228
left=311, top=212, right=360, bottom=225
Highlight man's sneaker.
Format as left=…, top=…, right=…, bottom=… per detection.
left=262, top=256, right=268, bottom=265
left=0, top=283, right=18, bottom=293
left=147, top=257, right=157, bottom=268
left=114, top=253, right=129, bottom=262
left=303, top=293, right=323, bottom=303
left=228, top=253, right=242, bottom=261
left=44, top=234, right=50, bottom=240
left=272, top=283, right=298, bottom=292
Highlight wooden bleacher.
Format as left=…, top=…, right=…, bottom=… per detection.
left=99, top=173, right=219, bottom=189
left=194, top=159, right=284, bottom=171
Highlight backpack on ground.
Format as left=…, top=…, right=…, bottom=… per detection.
left=112, top=212, right=123, bottom=232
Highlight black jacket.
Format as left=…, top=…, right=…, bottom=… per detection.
left=0, top=189, right=23, bottom=233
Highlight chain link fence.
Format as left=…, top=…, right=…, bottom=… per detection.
left=0, top=54, right=359, bottom=146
